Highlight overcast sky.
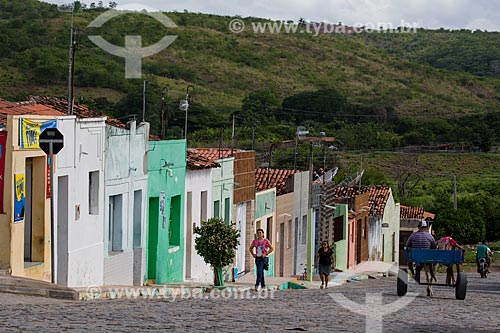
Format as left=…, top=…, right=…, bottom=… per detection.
left=47, top=0, right=499, bottom=31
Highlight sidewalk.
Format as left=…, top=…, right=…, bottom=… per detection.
left=0, top=276, right=78, bottom=300
left=0, top=261, right=397, bottom=301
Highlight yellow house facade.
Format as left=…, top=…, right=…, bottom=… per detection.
left=0, top=115, right=62, bottom=282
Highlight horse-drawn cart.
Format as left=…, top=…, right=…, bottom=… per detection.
left=397, top=248, right=467, bottom=300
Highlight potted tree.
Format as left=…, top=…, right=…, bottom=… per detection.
left=194, top=217, right=240, bottom=286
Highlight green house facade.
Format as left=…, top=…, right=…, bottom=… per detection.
left=146, top=140, right=186, bottom=284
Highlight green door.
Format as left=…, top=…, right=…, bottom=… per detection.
left=147, top=197, right=159, bottom=280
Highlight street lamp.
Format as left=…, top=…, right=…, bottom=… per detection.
left=179, top=85, right=194, bottom=140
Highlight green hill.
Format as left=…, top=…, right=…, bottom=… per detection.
left=0, top=1, right=499, bottom=145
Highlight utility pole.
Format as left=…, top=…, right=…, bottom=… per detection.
left=294, top=132, right=298, bottom=171
left=70, top=28, right=78, bottom=115
left=231, top=113, right=235, bottom=155
left=251, top=125, right=255, bottom=151
left=66, top=6, right=74, bottom=114
left=453, top=175, right=457, bottom=210
left=142, top=80, right=147, bottom=123
left=160, top=87, right=168, bottom=139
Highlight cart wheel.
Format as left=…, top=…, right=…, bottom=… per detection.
left=397, top=268, right=408, bottom=296
left=455, top=272, right=467, bottom=300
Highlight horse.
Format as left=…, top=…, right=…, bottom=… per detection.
left=415, top=263, right=437, bottom=297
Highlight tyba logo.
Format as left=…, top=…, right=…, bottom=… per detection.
left=87, top=6, right=177, bottom=78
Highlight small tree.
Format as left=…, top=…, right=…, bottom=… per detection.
left=194, top=217, right=240, bottom=286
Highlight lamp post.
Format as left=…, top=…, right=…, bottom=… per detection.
left=180, top=85, right=194, bottom=140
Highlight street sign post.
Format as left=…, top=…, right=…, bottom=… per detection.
left=39, top=128, right=64, bottom=284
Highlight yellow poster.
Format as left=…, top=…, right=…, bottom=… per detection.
left=19, top=118, right=57, bottom=149
left=14, top=174, right=25, bottom=222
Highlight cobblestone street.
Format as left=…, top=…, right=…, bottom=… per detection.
left=0, top=272, right=499, bottom=332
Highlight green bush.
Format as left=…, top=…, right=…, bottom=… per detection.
left=194, top=217, right=240, bottom=286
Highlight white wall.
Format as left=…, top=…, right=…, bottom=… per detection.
left=54, top=116, right=106, bottom=287
left=104, top=122, right=149, bottom=286
left=184, top=168, right=213, bottom=283
left=293, top=171, right=309, bottom=276
left=382, top=192, right=400, bottom=264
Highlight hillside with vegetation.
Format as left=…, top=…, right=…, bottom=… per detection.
left=1, top=1, right=500, bottom=241
left=0, top=1, right=498, bottom=139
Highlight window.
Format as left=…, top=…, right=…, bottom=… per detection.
left=89, top=171, right=99, bottom=215
left=200, top=191, right=208, bottom=222
left=213, top=200, right=220, bottom=218
left=224, top=197, right=230, bottom=224
left=109, top=194, right=123, bottom=252
left=169, top=195, right=181, bottom=246
left=301, top=215, right=307, bottom=244
left=133, top=190, right=142, bottom=248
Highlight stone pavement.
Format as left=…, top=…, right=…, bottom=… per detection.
left=0, top=261, right=395, bottom=301
left=0, top=272, right=498, bottom=332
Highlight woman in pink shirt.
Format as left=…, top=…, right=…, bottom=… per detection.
left=249, top=228, right=274, bottom=291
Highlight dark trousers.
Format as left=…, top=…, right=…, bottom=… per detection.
left=255, top=257, right=267, bottom=288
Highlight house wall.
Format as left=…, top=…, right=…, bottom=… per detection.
left=185, top=168, right=213, bottom=283
left=244, top=200, right=255, bottom=274
left=382, top=194, right=400, bottom=264
left=54, top=116, right=106, bottom=287
left=368, top=216, right=382, bottom=261
left=254, top=188, right=276, bottom=277
left=293, top=171, right=309, bottom=276
left=233, top=151, right=255, bottom=203
left=0, top=115, right=58, bottom=282
left=234, top=200, right=250, bottom=277
left=104, top=122, right=149, bottom=286
left=232, top=151, right=255, bottom=279
left=347, top=216, right=356, bottom=270
left=147, top=140, right=186, bottom=284
left=275, top=193, right=294, bottom=277
left=333, top=204, right=348, bottom=271
left=211, top=157, right=234, bottom=224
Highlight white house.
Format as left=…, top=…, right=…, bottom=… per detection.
left=184, top=150, right=218, bottom=283
left=54, top=115, right=106, bottom=287
left=103, top=121, right=149, bottom=286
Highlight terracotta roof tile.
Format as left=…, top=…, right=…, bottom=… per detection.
left=366, top=185, right=391, bottom=216
left=186, top=149, right=220, bottom=170
left=24, top=96, right=160, bottom=140
left=0, top=98, right=65, bottom=124
left=400, top=205, right=424, bottom=219
left=255, top=168, right=297, bottom=195
left=27, top=96, right=125, bottom=128
left=188, top=148, right=238, bottom=161
left=329, top=185, right=391, bottom=216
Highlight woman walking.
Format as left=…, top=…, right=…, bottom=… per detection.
left=315, top=240, right=335, bottom=289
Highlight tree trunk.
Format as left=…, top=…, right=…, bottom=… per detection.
left=213, top=266, right=224, bottom=286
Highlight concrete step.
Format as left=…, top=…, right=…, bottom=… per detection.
left=0, top=276, right=78, bottom=300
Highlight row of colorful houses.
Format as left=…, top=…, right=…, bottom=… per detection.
left=0, top=97, right=430, bottom=288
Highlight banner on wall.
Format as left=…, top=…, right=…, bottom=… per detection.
left=14, top=174, right=25, bottom=223
left=0, top=131, right=7, bottom=213
left=19, top=118, right=57, bottom=149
